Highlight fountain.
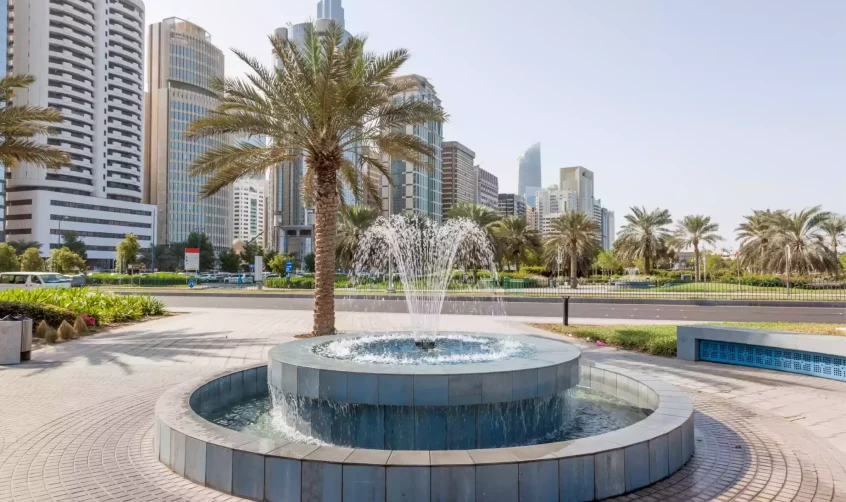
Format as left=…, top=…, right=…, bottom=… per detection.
left=153, top=216, right=695, bottom=501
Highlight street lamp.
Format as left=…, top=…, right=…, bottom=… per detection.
left=57, top=215, right=69, bottom=248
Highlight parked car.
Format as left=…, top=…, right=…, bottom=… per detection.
left=63, top=274, right=86, bottom=287
left=0, top=273, right=71, bottom=289
left=223, top=274, right=254, bottom=284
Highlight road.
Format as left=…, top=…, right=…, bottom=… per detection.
left=154, top=295, right=846, bottom=323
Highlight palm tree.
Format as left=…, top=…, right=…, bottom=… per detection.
left=614, top=206, right=672, bottom=274
left=735, top=209, right=786, bottom=272
left=8, top=240, right=42, bottom=255
left=768, top=207, right=837, bottom=275
left=543, top=211, right=600, bottom=288
left=672, top=215, right=722, bottom=281
left=493, top=216, right=540, bottom=272
left=0, top=75, right=69, bottom=169
left=188, top=24, right=445, bottom=335
left=336, top=205, right=380, bottom=269
left=820, top=214, right=846, bottom=265
left=446, top=202, right=500, bottom=230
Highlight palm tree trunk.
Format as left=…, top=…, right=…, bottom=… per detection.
left=313, top=165, right=339, bottom=335
left=514, top=254, right=519, bottom=273
left=570, top=252, right=578, bottom=289
left=693, top=245, right=700, bottom=282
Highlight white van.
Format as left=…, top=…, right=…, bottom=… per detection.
left=0, top=273, right=72, bottom=290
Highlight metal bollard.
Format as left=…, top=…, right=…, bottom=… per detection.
left=562, top=296, right=570, bottom=326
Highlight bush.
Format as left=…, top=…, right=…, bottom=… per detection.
left=35, top=320, right=50, bottom=339
left=74, top=316, right=89, bottom=336
left=0, top=288, right=166, bottom=324
left=57, top=320, right=76, bottom=340
left=534, top=324, right=678, bottom=357
left=88, top=272, right=188, bottom=286
left=265, top=276, right=316, bottom=289
left=0, top=301, right=76, bottom=329
left=44, top=326, right=57, bottom=345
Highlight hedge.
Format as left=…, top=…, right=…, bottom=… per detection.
left=0, top=301, right=77, bottom=331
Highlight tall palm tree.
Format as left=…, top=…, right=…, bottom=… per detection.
left=0, top=75, right=69, bottom=168
left=493, top=216, right=540, bottom=272
left=543, top=211, right=601, bottom=288
left=672, top=215, right=722, bottom=281
left=768, top=207, right=837, bottom=275
left=188, top=24, right=445, bottom=335
left=735, top=209, right=786, bottom=272
left=336, top=205, right=380, bottom=269
left=819, top=214, right=846, bottom=264
left=7, top=240, right=42, bottom=255
left=446, top=202, right=500, bottom=230
left=614, top=206, right=672, bottom=274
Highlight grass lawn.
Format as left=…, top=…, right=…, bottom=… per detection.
left=532, top=322, right=845, bottom=357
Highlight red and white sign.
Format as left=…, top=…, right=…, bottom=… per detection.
left=185, top=248, right=200, bottom=271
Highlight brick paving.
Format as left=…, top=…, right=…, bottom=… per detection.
left=1, top=308, right=845, bottom=501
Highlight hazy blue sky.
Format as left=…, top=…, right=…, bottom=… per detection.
left=144, top=0, right=845, bottom=245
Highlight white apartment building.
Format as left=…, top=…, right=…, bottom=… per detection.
left=6, top=0, right=155, bottom=267
left=535, top=184, right=577, bottom=230
left=232, top=177, right=266, bottom=246
left=559, top=166, right=595, bottom=215
left=475, top=166, right=498, bottom=210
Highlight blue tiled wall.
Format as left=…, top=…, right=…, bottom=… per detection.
left=699, top=340, right=846, bottom=381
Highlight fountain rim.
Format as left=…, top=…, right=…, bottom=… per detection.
left=268, top=332, right=580, bottom=375
left=154, top=361, right=694, bottom=469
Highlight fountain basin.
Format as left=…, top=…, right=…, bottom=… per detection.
left=154, top=358, right=695, bottom=501
left=265, top=333, right=580, bottom=449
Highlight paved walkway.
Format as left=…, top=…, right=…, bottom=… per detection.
left=0, top=308, right=845, bottom=501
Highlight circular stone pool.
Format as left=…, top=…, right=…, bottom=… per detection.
left=154, top=333, right=695, bottom=501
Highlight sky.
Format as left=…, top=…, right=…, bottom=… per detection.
left=143, top=0, right=846, bottom=247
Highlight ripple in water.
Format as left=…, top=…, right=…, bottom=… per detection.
left=313, top=333, right=534, bottom=365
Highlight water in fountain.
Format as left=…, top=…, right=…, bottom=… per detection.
left=353, top=214, right=498, bottom=344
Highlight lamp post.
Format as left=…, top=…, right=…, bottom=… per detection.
left=56, top=215, right=69, bottom=248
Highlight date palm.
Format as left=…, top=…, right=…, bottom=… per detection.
left=614, top=206, right=672, bottom=274
left=336, top=205, right=380, bottom=270
left=0, top=74, right=69, bottom=169
left=493, top=216, right=540, bottom=272
left=768, top=207, right=837, bottom=275
left=672, top=215, right=722, bottom=281
left=543, top=211, right=600, bottom=288
left=819, top=214, right=846, bottom=264
left=7, top=239, right=42, bottom=255
left=735, top=209, right=785, bottom=272
left=188, top=23, right=445, bottom=335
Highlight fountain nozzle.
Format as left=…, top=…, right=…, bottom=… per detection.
left=414, top=340, right=436, bottom=350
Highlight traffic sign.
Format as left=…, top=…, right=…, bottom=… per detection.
left=188, top=279, right=195, bottom=289
left=285, top=261, right=293, bottom=273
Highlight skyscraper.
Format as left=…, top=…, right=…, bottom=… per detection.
left=441, top=141, right=476, bottom=218
left=317, top=0, right=345, bottom=26
left=0, top=0, right=7, bottom=242
left=475, top=166, right=499, bottom=210
left=145, top=18, right=232, bottom=252
left=517, top=142, right=541, bottom=205
left=559, top=166, right=595, bottom=215
left=233, top=177, right=266, bottom=246
left=6, top=0, right=155, bottom=267
left=497, top=193, right=526, bottom=220
left=382, top=75, right=444, bottom=220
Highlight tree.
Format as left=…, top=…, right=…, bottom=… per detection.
left=238, top=240, right=266, bottom=272
left=0, top=74, right=70, bottom=169
left=304, top=253, right=315, bottom=273
left=543, top=212, right=601, bottom=288
left=116, top=234, right=141, bottom=272
left=61, top=231, right=87, bottom=261
left=767, top=207, right=837, bottom=275
left=139, top=244, right=179, bottom=272
left=0, top=244, right=20, bottom=272
left=8, top=240, right=41, bottom=255
left=188, top=24, right=445, bottom=335
left=820, top=214, right=846, bottom=267
left=735, top=209, right=786, bottom=272
left=672, top=215, right=722, bottom=281
left=614, top=206, right=672, bottom=274
left=218, top=250, right=240, bottom=273
left=19, top=247, right=44, bottom=272
left=336, top=205, right=380, bottom=270
left=269, top=254, right=298, bottom=275
left=596, top=250, right=620, bottom=276
left=447, top=203, right=500, bottom=235
left=493, top=216, right=541, bottom=271
left=49, top=247, right=86, bottom=274
left=186, top=232, right=216, bottom=271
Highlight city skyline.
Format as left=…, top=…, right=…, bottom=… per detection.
left=139, top=0, right=845, bottom=243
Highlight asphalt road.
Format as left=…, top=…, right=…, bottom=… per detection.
left=155, top=295, right=846, bottom=323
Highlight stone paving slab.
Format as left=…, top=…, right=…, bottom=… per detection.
left=0, top=308, right=845, bottom=501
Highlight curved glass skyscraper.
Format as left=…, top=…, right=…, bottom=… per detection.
left=518, top=143, right=541, bottom=206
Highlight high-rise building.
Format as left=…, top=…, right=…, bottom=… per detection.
left=232, top=176, right=266, bottom=246
left=145, top=18, right=232, bottom=252
left=594, top=199, right=615, bottom=250
left=536, top=184, right=578, bottom=230
left=0, top=0, right=7, bottom=241
left=6, top=0, right=156, bottom=268
left=559, top=166, right=595, bottom=215
left=475, top=166, right=499, bottom=210
left=526, top=206, right=538, bottom=231
left=317, top=0, right=344, bottom=26
left=441, top=141, right=476, bottom=218
left=381, top=74, right=443, bottom=220
left=497, top=193, right=526, bottom=220
left=517, top=142, right=541, bottom=203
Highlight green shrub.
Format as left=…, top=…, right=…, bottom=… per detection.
left=0, top=301, right=76, bottom=329
left=57, top=320, right=75, bottom=340
left=44, top=326, right=58, bottom=345
left=0, top=288, right=166, bottom=324
left=534, top=324, right=678, bottom=357
left=74, top=316, right=89, bottom=336
left=88, top=272, right=188, bottom=286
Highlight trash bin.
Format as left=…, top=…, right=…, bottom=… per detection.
left=2, top=314, right=32, bottom=361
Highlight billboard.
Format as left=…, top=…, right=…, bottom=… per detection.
left=185, top=248, right=200, bottom=271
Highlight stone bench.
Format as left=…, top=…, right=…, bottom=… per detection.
left=677, top=326, right=846, bottom=382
